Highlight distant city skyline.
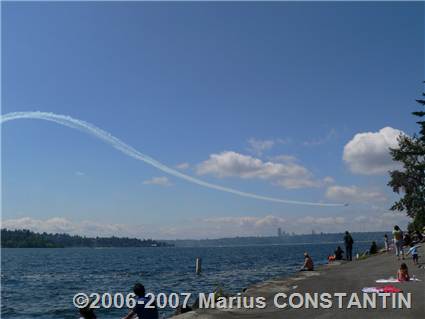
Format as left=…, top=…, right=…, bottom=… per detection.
left=2, top=2, right=423, bottom=239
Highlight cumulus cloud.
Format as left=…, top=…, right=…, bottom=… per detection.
left=269, top=154, right=297, bottom=162
left=343, top=127, right=404, bottom=175
left=143, top=176, right=172, bottom=187
left=204, top=215, right=286, bottom=228
left=247, top=138, right=275, bottom=156
left=196, top=151, right=318, bottom=189
left=351, top=212, right=409, bottom=231
left=1, top=217, right=141, bottom=238
left=325, top=185, right=387, bottom=203
left=75, top=171, right=85, bottom=176
left=304, top=128, right=337, bottom=146
left=323, top=176, right=335, bottom=184
left=2, top=211, right=409, bottom=239
left=296, top=216, right=345, bottom=225
left=200, top=212, right=407, bottom=236
left=199, top=215, right=287, bottom=237
left=176, top=162, right=190, bottom=170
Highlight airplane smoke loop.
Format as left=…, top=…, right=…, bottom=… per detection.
left=1, top=111, right=347, bottom=207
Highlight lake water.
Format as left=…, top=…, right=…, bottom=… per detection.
left=2, top=242, right=374, bottom=318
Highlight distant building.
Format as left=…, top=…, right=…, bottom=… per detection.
left=278, top=227, right=282, bottom=237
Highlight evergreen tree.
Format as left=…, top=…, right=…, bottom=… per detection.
left=388, top=86, right=425, bottom=231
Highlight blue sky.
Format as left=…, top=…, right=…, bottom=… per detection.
left=2, top=2, right=424, bottom=239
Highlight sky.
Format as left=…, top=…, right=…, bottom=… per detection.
left=2, top=2, right=424, bottom=239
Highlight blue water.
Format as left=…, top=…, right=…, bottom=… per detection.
left=2, top=242, right=373, bottom=318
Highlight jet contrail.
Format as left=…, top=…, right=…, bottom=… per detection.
left=1, top=111, right=347, bottom=207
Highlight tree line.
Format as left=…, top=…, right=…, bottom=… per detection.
left=1, top=229, right=171, bottom=248
left=388, top=85, right=425, bottom=232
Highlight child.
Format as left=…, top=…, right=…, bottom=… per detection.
left=384, top=234, right=389, bottom=252
left=397, top=263, right=410, bottom=282
left=407, top=243, right=420, bottom=265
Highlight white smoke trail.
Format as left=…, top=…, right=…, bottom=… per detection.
left=1, top=111, right=347, bottom=207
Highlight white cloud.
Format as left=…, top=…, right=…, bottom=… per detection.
left=304, top=128, right=337, bottom=146
left=343, top=127, right=404, bottom=175
left=2, top=211, right=410, bottom=239
left=1, top=217, right=139, bottom=238
left=247, top=138, right=275, bottom=156
left=200, top=212, right=407, bottom=237
left=296, top=216, right=345, bottom=225
left=351, top=212, right=409, bottom=231
left=204, top=215, right=286, bottom=228
left=325, top=185, right=387, bottom=203
left=143, top=176, right=172, bottom=187
left=176, top=162, right=190, bottom=170
left=196, top=151, right=318, bottom=189
left=199, top=215, right=288, bottom=237
left=75, top=171, right=85, bottom=176
left=269, top=154, right=297, bottom=162
left=323, top=176, right=335, bottom=184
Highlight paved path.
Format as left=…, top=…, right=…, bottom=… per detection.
left=173, top=247, right=425, bottom=319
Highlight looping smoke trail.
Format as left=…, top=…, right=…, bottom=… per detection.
left=1, top=111, right=347, bottom=207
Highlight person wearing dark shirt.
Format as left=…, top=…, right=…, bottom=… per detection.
left=414, top=230, right=424, bottom=244
left=403, top=233, right=412, bottom=247
left=123, top=283, right=159, bottom=319
left=79, top=305, right=96, bottom=319
left=369, top=241, right=378, bottom=255
left=334, top=246, right=344, bottom=260
left=343, top=231, right=354, bottom=261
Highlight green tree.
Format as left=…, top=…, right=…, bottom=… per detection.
left=388, top=87, right=425, bottom=231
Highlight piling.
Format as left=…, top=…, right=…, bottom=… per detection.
left=196, top=257, right=202, bottom=274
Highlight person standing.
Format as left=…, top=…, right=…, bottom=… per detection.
left=384, top=234, right=389, bottom=252
left=344, top=231, right=354, bottom=261
left=392, top=225, right=404, bottom=260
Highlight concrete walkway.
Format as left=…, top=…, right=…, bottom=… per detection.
left=173, top=247, right=424, bottom=319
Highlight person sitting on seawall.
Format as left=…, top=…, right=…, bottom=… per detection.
left=392, top=225, right=405, bottom=260
left=397, top=263, right=410, bottom=282
left=123, top=283, right=159, bottom=319
left=407, top=243, right=421, bottom=265
left=334, top=246, right=344, bottom=260
left=79, top=305, right=96, bottom=319
left=300, top=252, right=314, bottom=271
left=369, top=241, right=378, bottom=255
left=343, top=231, right=354, bottom=261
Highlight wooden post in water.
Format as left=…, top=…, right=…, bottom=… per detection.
left=195, top=257, right=202, bottom=275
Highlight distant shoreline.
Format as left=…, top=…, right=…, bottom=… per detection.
left=165, top=231, right=388, bottom=248
left=1, top=229, right=172, bottom=248
left=1, top=229, right=388, bottom=248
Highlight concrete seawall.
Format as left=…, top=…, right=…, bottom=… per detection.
left=173, top=247, right=424, bottom=319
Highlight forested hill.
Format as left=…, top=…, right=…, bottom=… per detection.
left=1, top=229, right=171, bottom=248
